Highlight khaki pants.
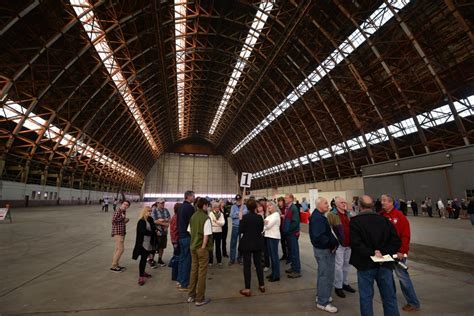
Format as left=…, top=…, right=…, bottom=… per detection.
left=189, top=248, right=209, bottom=302
left=112, top=235, right=125, bottom=268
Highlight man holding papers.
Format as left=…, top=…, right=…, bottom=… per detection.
left=350, top=195, right=401, bottom=316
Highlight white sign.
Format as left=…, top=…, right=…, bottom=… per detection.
left=309, top=189, right=319, bottom=213
left=0, top=208, right=9, bottom=221
left=240, top=172, right=252, bottom=188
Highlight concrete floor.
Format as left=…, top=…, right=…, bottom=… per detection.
left=0, top=203, right=473, bottom=315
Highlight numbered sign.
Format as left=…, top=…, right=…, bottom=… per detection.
left=240, top=172, right=252, bottom=188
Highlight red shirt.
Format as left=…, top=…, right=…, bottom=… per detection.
left=337, top=211, right=351, bottom=247
left=111, top=208, right=126, bottom=237
left=381, top=208, right=410, bottom=254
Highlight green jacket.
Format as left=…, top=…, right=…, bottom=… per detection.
left=189, top=208, right=213, bottom=252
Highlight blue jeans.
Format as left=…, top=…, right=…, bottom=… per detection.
left=230, top=225, right=240, bottom=262
left=357, top=267, right=399, bottom=316
left=314, top=248, right=335, bottom=306
left=287, top=234, right=301, bottom=273
left=267, top=238, right=280, bottom=279
left=394, top=259, right=420, bottom=308
left=177, top=236, right=191, bottom=288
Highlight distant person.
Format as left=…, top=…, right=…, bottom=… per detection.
left=110, top=200, right=130, bottom=272
left=209, top=201, right=225, bottom=265
left=452, top=198, right=461, bottom=219
left=460, top=199, right=468, bottom=219
left=283, top=193, right=301, bottom=278
left=229, top=194, right=248, bottom=265
left=151, top=199, right=170, bottom=267
left=277, top=197, right=288, bottom=261
left=169, top=202, right=181, bottom=284
left=330, top=197, right=356, bottom=298
left=257, top=201, right=270, bottom=272
left=437, top=198, right=446, bottom=219
left=420, top=200, right=427, bottom=217
left=103, top=197, right=109, bottom=212
left=177, top=191, right=195, bottom=292
left=426, top=197, right=433, bottom=217
left=132, top=206, right=156, bottom=286
left=468, top=198, right=474, bottom=226
left=301, top=197, right=309, bottom=212
left=399, top=199, right=407, bottom=216
left=264, top=201, right=281, bottom=282
left=113, top=198, right=118, bottom=212
left=220, top=200, right=230, bottom=257
left=411, top=200, right=418, bottom=217
left=239, top=199, right=265, bottom=296
left=374, top=198, right=382, bottom=213
left=187, top=198, right=212, bottom=306
left=310, top=197, right=339, bottom=313
left=381, top=194, right=421, bottom=312
left=350, top=195, right=401, bottom=316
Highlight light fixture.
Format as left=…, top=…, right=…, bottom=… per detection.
left=208, top=1, right=274, bottom=135
left=232, top=0, right=411, bottom=154
left=69, top=0, right=158, bottom=152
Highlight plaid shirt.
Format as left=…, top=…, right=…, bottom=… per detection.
left=111, top=208, right=127, bottom=236
left=152, top=207, right=170, bottom=236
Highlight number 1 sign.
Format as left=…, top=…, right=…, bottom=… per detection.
left=240, top=172, right=252, bottom=188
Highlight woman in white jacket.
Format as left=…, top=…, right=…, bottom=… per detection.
left=264, top=201, right=281, bottom=282
left=209, top=201, right=225, bottom=265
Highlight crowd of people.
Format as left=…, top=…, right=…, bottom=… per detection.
left=108, top=191, right=474, bottom=314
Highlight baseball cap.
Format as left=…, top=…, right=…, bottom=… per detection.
left=235, top=194, right=242, bottom=200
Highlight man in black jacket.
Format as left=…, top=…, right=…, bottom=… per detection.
left=350, top=195, right=401, bottom=316
left=177, top=191, right=195, bottom=291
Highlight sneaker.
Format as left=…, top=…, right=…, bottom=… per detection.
left=317, top=303, right=338, bottom=313
left=176, top=282, right=181, bottom=288
left=138, top=277, right=145, bottom=286
left=110, top=267, right=123, bottom=273
left=178, top=287, right=189, bottom=292
left=316, top=296, right=333, bottom=303
left=263, top=267, right=270, bottom=272
left=143, top=272, right=152, bottom=278
left=342, top=284, right=356, bottom=293
left=287, top=272, right=302, bottom=278
left=117, top=266, right=126, bottom=270
left=335, top=288, right=345, bottom=298
left=285, top=268, right=294, bottom=274
left=148, top=259, right=157, bottom=269
left=186, top=296, right=195, bottom=303
left=158, top=259, right=166, bottom=267
left=268, top=277, right=280, bottom=282
left=195, top=298, right=211, bottom=307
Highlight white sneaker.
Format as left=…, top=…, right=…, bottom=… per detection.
left=315, top=296, right=333, bottom=303
left=317, top=303, right=338, bottom=313
left=263, top=267, right=270, bottom=272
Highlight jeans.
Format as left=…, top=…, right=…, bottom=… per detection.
left=243, top=250, right=264, bottom=289
left=263, top=237, right=270, bottom=268
left=357, top=267, right=399, bottom=316
left=189, top=248, right=209, bottom=302
left=209, top=232, right=222, bottom=264
left=394, top=259, right=420, bottom=308
left=334, top=246, right=351, bottom=288
left=314, top=248, right=335, bottom=306
left=280, top=227, right=288, bottom=258
left=177, top=236, right=191, bottom=288
left=170, top=243, right=180, bottom=281
left=287, top=234, right=301, bottom=273
left=230, top=225, right=240, bottom=262
left=267, top=238, right=280, bottom=279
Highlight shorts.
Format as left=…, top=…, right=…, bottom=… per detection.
left=156, top=235, right=167, bottom=250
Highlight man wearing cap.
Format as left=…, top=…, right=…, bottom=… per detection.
left=229, top=194, right=248, bottom=265
left=152, top=198, right=171, bottom=267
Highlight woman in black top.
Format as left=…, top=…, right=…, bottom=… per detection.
left=133, top=206, right=157, bottom=286
left=239, top=199, right=265, bottom=296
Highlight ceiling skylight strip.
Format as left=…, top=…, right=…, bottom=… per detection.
left=1, top=100, right=137, bottom=178
left=174, top=0, right=187, bottom=134
left=208, top=1, right=274, bottom=135
left=252, top=95, right=474, bottom=179
left=69, top=0, right=158, bottom=152
left=232, top=0, right=411, bottom=154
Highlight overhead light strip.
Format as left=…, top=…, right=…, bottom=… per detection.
left=69, top=0, right=158, bottom=152
left=208, top=1, right=274, bottom=135
left=1, top=100, right=137, bottom=178
left=252, top=96, right=474, bottom=179
left=232, top=0, right=411, bottom=154
left=174, top=0, right=187, bottom=134
left=144, top=193, right=235, bottom=199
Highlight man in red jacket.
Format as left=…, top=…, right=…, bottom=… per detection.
left=381, top=194, right=421, bottom=312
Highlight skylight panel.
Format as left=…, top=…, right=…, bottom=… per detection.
left=231, top=0, right=411, bottom=154
left=174, top=0, right=187, bottom=134
left=1, top=101, right=136, bottom=178
left=209, top=1, right=274, bottom=135
left=69, top=0, right=158, bottom=152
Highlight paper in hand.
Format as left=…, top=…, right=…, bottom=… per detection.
left=370, top=254, right=395, bottom=263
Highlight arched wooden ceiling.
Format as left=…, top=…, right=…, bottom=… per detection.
left=0, top=0, right=473, bottom=192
